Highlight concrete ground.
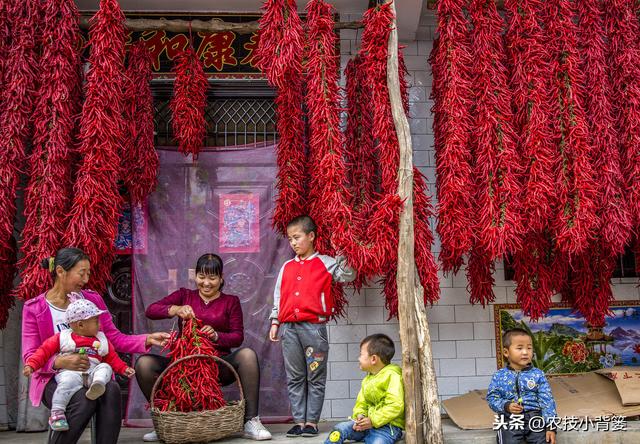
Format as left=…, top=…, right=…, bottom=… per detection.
left=1, top=419, right=640, bottom=443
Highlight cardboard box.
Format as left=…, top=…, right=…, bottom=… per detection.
left=595, top=366, right=640, bottom=406
left=443, top=372, right=640, bottom=430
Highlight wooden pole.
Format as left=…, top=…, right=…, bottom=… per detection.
left=78, top=16, right=362, bottom=34
left=386, top=0, right=444, bottom=443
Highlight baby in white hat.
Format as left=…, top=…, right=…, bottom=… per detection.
left=23, top=298, right=135, bottom=432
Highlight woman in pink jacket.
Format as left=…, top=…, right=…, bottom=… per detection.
left=21, top=247, right=170, bottom=444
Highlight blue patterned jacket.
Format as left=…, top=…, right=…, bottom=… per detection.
left=486, top=364, right=557, bottom=425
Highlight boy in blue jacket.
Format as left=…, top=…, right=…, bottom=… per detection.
left=487, top=328, right=557, bottom=444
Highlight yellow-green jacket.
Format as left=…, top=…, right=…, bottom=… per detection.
left=352, top=364, right=405, bottom=429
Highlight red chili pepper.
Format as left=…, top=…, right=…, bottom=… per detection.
left=170, top=47, right=207, bottom=159
left=155, top=318, right=225, bottom=412
left=64, top=0, right=127, bottom=294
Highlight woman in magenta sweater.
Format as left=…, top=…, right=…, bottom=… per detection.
left=136, top=253, right=272, bottom=441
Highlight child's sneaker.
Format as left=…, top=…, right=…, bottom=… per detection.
left=301, top=425, right=318, bottom=437
left=286, top=425, right=303, bottom=437
left=85, top=381, right=106, bottom=400
left=49, top=411, right=69, bottom=431
left=243, top=416, right=272, bottom=440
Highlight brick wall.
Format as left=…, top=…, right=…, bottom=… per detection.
left=318, top=8, right=640, bottom=420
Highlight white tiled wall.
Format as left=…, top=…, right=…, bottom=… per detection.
left=318, top=8, right=640, bottom=420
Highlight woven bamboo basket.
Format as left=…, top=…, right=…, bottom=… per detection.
left=150, top=354, right=245, bottom=444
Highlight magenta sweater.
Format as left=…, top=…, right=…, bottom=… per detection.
left=145, top=288, right=244, bottom=355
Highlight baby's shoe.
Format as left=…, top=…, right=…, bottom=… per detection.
left=85, top=381, right=106, bottom=400
left=49, top=410, right=69, bottom=431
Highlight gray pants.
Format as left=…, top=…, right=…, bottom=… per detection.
left=281, top=322, right=329, bottom=423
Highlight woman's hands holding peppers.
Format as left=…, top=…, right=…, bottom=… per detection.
left=200, top=325, right=218, bottom=341
left=169, top=304, right=195, bottom=320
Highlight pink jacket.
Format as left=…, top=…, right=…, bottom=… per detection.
left=21, top=289, right=149, bottom=406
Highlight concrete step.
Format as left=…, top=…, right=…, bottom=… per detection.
left=2, top=418, right=640, bottom=443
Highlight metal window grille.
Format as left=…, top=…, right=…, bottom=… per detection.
left=152, top=81, right=277, bottom=147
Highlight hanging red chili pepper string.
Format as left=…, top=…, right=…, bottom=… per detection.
left=512, top=232, right=555, bottom=321
left=569, top=0, right=626, bottom=326
left=15, top=0, right=81, bottom=301
left=0, top=0, right=40, bottom=326
left=432, top=0, right=474, bottom=275
left=504, top=0, right=556, bottom=319
left=344, top=56, right=376, bottom=290
left=0, top=0, right=11, bottom=92
left=578, top=0, right=630, bottom=257
left=345, top=56, right=376, bottom=219
left=469, top=0, right=522, bottom=261
left=608, top=0, right=640, bottom=230
left=505, top=0, right=556, bottom=234
left=65, top=0, right=127, bottom=295
left=304, top=0, right=353, bottom=315
left=123, top=41, right=158, bottom=205
left=257, top=1, right=439, bottom=317
left=464, top=0, right=520, bottom=306
left=361, top=3, right=439, bottom=314
left=154, top=318, right=226, bottom=412
left=413, top=168, right=441, bottom=307
left=359, top=5, right=400, bottom=315
left=546, top=0, right=597, bottom=256
left=398, top=42, right=439, bottom=307
left=257, top=0, right=307, bottom=235
left=171, top=43, right=208, bottom=159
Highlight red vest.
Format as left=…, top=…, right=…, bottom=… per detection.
left=277, top=254, right=335, bottom=323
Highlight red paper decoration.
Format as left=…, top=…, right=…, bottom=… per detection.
left=171, top=47, right=208, bottom=159
left=123, top=41, right=158, bottom=204
left=65, top=0, right=127, bottom=294
left=16, top=0, right=81, bottom=301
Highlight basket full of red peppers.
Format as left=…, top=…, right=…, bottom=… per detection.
left=150, top=318, right=244, bottom=443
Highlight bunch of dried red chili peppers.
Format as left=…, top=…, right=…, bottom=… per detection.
left=123, top=41, right=159, bottom=205
left=154, top=318, right=226, bottom=412
left=257, top=0, right=440, bottom=318
left=429, top=0, right=640, bottom=325
left=257, top=0, right=307, bottom=235
left=64, top=0, right=126, bottom=295
left=15, top=0, right=81, bottom=301
left=0, top=0, right=40, bottom=325
left=171, top=46, right=208, bottom=159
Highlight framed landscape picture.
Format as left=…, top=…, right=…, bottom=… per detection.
left=494, top=302, right=640, bottom=375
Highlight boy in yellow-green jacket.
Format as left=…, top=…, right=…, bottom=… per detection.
left=324, top=334, right=404, bottom=444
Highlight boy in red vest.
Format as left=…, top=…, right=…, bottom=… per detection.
left=269, top=215, right=356, bottom=437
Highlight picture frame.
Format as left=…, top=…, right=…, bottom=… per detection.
left=494, top=301, right=640, bottom=375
